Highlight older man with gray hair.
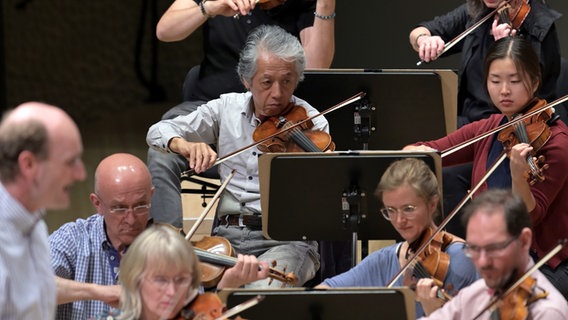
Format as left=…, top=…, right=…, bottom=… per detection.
left=147, top=25, right=326, bottom=288
left=0, top=102, right=86, bottom=319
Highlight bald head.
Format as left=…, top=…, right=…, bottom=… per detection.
left=5, top=102, right=81, bottom=142
left=91, top=154, right=153, bottom=248
left=0, top=102, right=85, bottom=211
left=94, top=153, right=152, bottom=199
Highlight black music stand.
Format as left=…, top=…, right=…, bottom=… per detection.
left=294, top=69, right=457, bottom=150
left=258, top=150, right=442, bottom=265
left=219, top=287, right=415, bottom=320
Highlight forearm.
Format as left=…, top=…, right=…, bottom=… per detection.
left=147, top=119, right=190, bottom=153
left=156, top=0, right=207, bottom=42
left=168, top=137, right=186, bottom=154
left=512, top=176, right=536, bottom=212
left=302, top=0, right=335, bottom=68
left=56, top=276, right=104, bottom=305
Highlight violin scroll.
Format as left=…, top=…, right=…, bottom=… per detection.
left=525, top=155, right=549, bottom=186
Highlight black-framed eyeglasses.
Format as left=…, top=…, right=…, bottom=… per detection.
left=462, top=236, right=518, bottom=259
left=96, top=194, right=151, bottom=216
left=380, top=205, right=418, bottom=221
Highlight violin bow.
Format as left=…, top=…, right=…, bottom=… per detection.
left=215, top=295, right=265, bottom=320
left=472, top=239, right=568, bottom=320
left=442, top=94, right=568, bottom=158
left=417, top=1, right=509, bottom=66
left=387, top=152, right=508, bottom=288
left=185, top=169, right=236, bottom=240
left=180, top=92, right=366, bottom=178
left=390, top=96, right=568, bottom=290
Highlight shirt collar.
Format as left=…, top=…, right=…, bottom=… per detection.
left=241, top=92, right=300, bottom=125
left=0, top=182, right=46, bottom=236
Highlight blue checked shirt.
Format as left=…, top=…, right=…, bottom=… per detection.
left=49, top=214, right=119, bottom=320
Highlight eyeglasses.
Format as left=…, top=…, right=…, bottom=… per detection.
left=108, top=204, right=151, bottom=216
left=96, top=194, right=151, bottom=216
left=145, top=275, right=191, bottom=291
left=380, top=205, right=418, bottom=221
left=462, top=236, right=518, bottom=259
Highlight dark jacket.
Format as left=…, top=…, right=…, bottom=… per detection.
left=421, top=0, right=561, bottom=126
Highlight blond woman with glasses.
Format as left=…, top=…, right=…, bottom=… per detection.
left=316, top=158, right=479, bottom=318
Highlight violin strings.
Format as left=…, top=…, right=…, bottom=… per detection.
left=513, top=121, right=541, bottom=177
left=413, top=261, right=431, bottom=279
left=289, top=126, right=320, bottom=152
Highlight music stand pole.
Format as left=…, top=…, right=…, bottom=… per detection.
left=341, top=186, right=367, bottom=266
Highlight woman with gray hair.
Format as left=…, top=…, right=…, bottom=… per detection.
left=118, top=225, right=201, bottom=319
left=92, top=225, right=201, bottom=319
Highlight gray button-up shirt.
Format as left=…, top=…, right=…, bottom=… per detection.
left=147, top=91, right=329, bottom=213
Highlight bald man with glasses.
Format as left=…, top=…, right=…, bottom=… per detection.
left=49, top=153, right=268, bottom=320
left=417, top=189, right=568, bottom=319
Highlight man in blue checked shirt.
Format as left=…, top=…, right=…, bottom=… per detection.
left=49, top=153, right=268, bottom=320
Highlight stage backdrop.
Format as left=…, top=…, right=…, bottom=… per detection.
left=1, top=0, right=566, bottom=231
left=2, top=0, right=567, bottom=114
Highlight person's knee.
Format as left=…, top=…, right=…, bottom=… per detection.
left=149, top=148, right=181, bottom=169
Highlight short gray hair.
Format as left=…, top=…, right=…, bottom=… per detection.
left=237, top=25, right=305, bottom=85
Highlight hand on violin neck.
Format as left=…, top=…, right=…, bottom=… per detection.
left=216, top=254, right=270, bottom=289
left=208, top=0, right=255, bottom=18
left=169, top=138, right=217, bottom=174
left=415, top=278, right=446, bottom=316
left=491, top=18, right=517, bottom=41
left=508, top=142, right=533, bottom=168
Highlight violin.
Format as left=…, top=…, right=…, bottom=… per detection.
left=252, top=103, right=335, bottom=153
left=156, top=220, right=296, bottom=289
left=233, top=0, right=286, bottom=19
left=180, top=93, right=364, bottom=178
left=472, top=239, right=567, bottom=320
left=492, top=276, right=546, bottom=320
left=176, top=292, right=225, bottom=320
left=497, top=98, right=552, bottom=185
left=175, top=292, right=264, bottom=320
left=193, top=235, right=298, bottom=288
left=257, top=0, right=286, bottom=10
left=403, top=227, right=454, bottom=301
left=497, top=0, right=531, bottom=32
left=417, top=0, right=529, bottom=65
